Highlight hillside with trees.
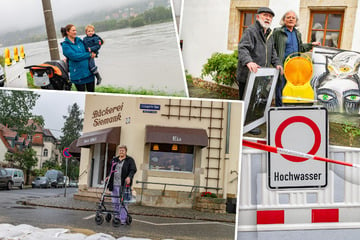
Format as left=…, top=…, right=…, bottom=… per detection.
left=0, top=0, right=172, bottom=47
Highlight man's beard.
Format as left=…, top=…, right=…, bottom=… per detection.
left=258, top=18, right=271, bottom=29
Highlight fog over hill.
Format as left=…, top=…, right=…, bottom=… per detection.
left=0, top=0, right=170, bottom=47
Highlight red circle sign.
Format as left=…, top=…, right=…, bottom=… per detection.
left=275, top=116, right=321, bottom=162
left=63, top=148, right=72, bottom=158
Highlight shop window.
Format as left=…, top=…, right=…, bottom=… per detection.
left=308, top=11, right=344, bottom=48
left=239, top=10, right=257, bottom=41
left=43, top=148, right=48, bottom=157
left=149, top=143, right=194, bottom=173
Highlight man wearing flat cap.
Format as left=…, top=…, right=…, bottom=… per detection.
left=236, top=6, right=283, bottom=134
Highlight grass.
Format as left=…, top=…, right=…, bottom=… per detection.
left=95, top=85, right=186, bottom=97
left=27, top=73, right=186, bottom=97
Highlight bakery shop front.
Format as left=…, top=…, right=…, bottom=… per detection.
left=75, top=94, right=243, bottom=209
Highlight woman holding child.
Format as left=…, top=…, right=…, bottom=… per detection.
left=60, top=24, right=96, bottom=92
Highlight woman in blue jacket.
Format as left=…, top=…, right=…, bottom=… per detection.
left=60, top=24, right=96, bottom=92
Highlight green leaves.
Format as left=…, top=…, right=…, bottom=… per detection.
left=0, top=90, right=40, bottom=135
left=342, top=121, right=360, bottom=147
left=201, top=51, right=238, bottom=87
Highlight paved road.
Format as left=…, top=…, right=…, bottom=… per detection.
left=0, top=188, right=235, bottom=239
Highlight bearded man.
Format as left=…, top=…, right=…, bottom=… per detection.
left=236, top=7, right=283, bottom=135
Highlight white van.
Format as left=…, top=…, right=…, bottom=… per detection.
left=5, top=168, right=25, bottom=189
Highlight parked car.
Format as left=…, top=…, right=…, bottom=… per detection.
left=0, top=167, right=12, bottom=190
left=68, top=180, right=78, bottom=188
left=63, top=176, right=69, bottom=187
left=45, top=169, right=65, bottom=188
left=32, top=176, right=51, bottom=188
left=5, top=168, right=25, bottom=189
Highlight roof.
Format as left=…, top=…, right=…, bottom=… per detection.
left=25, top=119, right=43, bottom=133
left=0, top=127, right=17, bottom=153
left=43, top=128, right=55, bottom=138
left=0, top=124, right=17, bottom=138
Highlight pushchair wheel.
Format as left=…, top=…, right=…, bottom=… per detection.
left=112, top=217, right=121, bottom=227
left=126, top=215, right=132, bottom=225
left=105, top=213, right=112, bottom=222
left=95, top=214, right=104, bottom=225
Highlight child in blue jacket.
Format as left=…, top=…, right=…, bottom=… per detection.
left=83, top=24, right=104, bottom=85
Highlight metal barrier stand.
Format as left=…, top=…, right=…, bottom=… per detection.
left=136, top=180, right=222, bottom=204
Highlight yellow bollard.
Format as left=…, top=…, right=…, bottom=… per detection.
left=13, top=47, right=19, bottom=62
left=4, top=48, right=11, bottom=66
left=20, top=45, right=25, bottom=59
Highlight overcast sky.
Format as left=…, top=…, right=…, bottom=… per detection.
left=31, top=90, right=85, bottom=139
left=0, top=0, right=145, bottom=33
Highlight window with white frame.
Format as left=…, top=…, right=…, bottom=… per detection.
left=43, top=148, right=48, bottom=157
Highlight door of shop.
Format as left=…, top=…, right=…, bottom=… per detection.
left=91, top=143, right=116, bottom=187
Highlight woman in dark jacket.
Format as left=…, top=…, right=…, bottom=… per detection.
left=60, top=24, right=96, bottom=92
left=107, top=145, right=137, bottom=225
left=273, top=10, right=320, bottom=106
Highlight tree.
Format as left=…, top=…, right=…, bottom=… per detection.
left=60, top=103, right=83, bottom=150
left=59, top=103, right=83, bottom=180
left=32, top=115, right=45, bottom=127
left=0, top=90, right=40, bottom=135
left=42, top=159, right=61, bottom=170
left=5, top=148, right=38, bottom=184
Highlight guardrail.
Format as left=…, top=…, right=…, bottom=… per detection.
left=136, top=180, right=222, bottom=204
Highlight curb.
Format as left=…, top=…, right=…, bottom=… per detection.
left=23, top=201, right=236, bottom=223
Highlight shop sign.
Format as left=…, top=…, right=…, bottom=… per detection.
left=92, top=103, right=124, bottom=127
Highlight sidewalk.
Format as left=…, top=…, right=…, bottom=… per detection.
left=23, top=191, right=236, bottom=223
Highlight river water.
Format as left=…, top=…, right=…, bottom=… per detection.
left=2, top=22, right=187, bottom=95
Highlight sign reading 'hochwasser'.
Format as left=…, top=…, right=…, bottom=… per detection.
left=268, top=107, right=328, bottom=189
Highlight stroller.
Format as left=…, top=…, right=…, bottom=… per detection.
left=95, top=162, right=133, bottom=227
left=0, top=65, right=5, bottom=87
left=24, top=60, right=72, bottom=90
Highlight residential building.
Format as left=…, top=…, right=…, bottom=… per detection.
left=180, top=0, right=360, bottom=79
left=0, top=124, right=30, bottom=166
left=24, top=120, right=61, bottom=168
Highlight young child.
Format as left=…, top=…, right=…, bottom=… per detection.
left=83, top=24, right=104, bottom=85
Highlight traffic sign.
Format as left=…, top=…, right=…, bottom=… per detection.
left=63, top=148, right=72, bottom=158
left=268, top=107, right=328, bottom=189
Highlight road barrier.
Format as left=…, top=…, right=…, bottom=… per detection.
left=238, top=137, right=360, bottom=231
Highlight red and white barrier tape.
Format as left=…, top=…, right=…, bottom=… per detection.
left=242, top=140, right=360, bottom=168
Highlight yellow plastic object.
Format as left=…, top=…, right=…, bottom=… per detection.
left=283, top=53, right=314, bottom=103
left=4, top=48, right=11, bottom=66
left=20, top=45, right=25, bottom=59
left=13, top=47, right=19, bottom=62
